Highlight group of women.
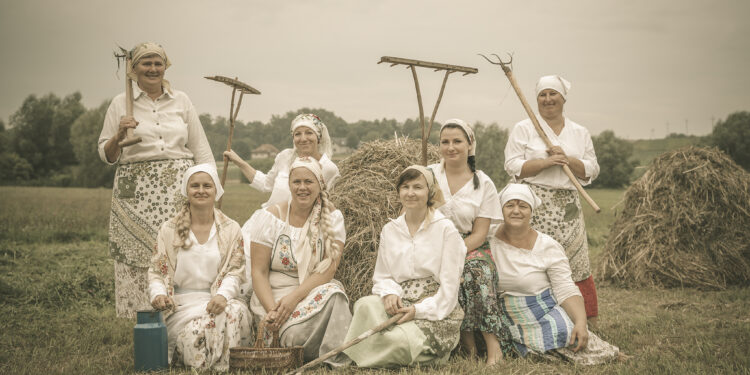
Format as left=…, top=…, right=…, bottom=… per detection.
left=98, top=42, right=619, bottom=371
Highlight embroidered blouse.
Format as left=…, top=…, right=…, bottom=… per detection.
left=372, top=211, right=467, bottom=321
left=429, top=162, right=502, bottom=233
left=504, top=116, right=599, bottom=190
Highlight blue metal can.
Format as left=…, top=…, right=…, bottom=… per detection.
left=134, top=310, right=168, bottom=371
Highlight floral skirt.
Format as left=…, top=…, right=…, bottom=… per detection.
left=109, top=158, right=192, bottom=318
left=458, top=237, right=515, bottom=356
left=344, top=277, right=464, bottom=368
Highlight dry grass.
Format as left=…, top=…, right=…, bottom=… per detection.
left=599, top=146, right=750, bottom=289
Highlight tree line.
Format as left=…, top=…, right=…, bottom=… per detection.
left=3, top=92, right=746, bottom=189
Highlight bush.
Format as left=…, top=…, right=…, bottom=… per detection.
left=592, top=130, right=638, bottom=188
left=712, top=111, right=750, bottom=170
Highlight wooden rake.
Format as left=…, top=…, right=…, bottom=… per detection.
left=378, top=56, right=478, bottom=166
left=479, top=53, right=600, bottom=212
left=204, top=76, right=261, bottom=209
left=113, top=47, right=142, bottom=148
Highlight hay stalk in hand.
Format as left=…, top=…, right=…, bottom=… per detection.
left=205, top=76, right=261, bottom=208
left=379, top=56, right=478, bottom=165
left=285, top=312, right=405, bottom=375
left=114, top=47, right=142, bottom=148
left=479, top=53, right=601, bottom=213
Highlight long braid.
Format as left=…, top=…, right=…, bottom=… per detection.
left=173, top=202, right=192, bottom=250
left=313, top=189, right=341, bottom=273
left=468, top=155, right=479, bottom=189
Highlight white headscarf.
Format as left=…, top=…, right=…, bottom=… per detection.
left=441, top=118, right=476, bottom=156
left=181, top=163, right=224, bottom=201
left=498, top=183, right=542, bottom=211
left=290, top=114, right=333, bottom=158
left=535, top=75, right=571, bottom=101
left=289, top=156, right=325, bottom=189
left=127, top=42, right=172, bottom=94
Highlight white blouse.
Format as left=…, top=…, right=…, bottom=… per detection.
left=372, top=211, right=467, bottom=321
left=98, top=86, right=215, bottom=166
left=489, top=232, right=581, bottom=304
left=149, top=224, right=241, bottom=302
left=251, top=207, right=346, bottom=248
left=504, top=116, right=599, bottom=190
left=250, top=149, right=340, bottom=208
left=429, top=163, right=502, bottom=233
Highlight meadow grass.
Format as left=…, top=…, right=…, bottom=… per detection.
left=1, top=185, right=748, bottom=374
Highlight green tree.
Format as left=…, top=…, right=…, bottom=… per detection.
left=9, top=92, right=85, bottom=177
left=712, top=111, right=750, bottom=170
left=70, top=101, right=116, bottom=187
left=473, top=122, right=510, bottom=188
left=591, top=130, right=638, bottom=188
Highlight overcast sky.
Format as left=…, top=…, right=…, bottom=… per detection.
left=1, top=0, right=748, bottom=139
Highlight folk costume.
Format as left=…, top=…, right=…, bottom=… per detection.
left=504, top=76, right=601, bottom=318
left=148, top=164, right=251, bottom=371
left=98, top=42, right=214, bottom=318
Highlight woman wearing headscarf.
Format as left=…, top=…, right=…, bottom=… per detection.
left=504, top=75, right=601, bottom=326
left=427, top=119, right=512, bottom=364
left=148, top=164, right=251, bottom=371
left=224, top=114, right=340, bottom=296
left=489, top=183, right=618, bottom=365
left=248, top=157, right=351, bottom=366
left=98, top=42, right=215, bottom=318
left=343, top=165, right=467, bottom=368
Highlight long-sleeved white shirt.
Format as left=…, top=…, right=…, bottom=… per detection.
left=372, top=211, right=467, bottom=321
left=98, top=85, right=214, bottom=166
left=504, top=116, right=599, bottom=190
left=250, top=148, right=340, bottom=208
left=429, top=162, right=502, bottom=233
left=489, top=231, right=581, bottom=304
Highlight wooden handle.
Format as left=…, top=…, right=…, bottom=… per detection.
left=118, top=57, right=142, bottom=148
left=503, top=68, right=600, bottom=213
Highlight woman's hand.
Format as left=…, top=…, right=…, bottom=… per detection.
left=224, top=149, right=257, bottom=182
left=546, top=145, right=566, bottom=156
left=569, top=322, right=589, bottom=352
left=117, top=116, right=139, bottom=142
left=267, top=294, right=298, bottom=331
left=382, top=294, right=403, bottom=316
left=224, top=149, right=243, bottom=164
left=206, top=294, right=228, bottom=315
left=395, top=305, right=416, bottom=324
left=151, top=295, right=174, bottom=311
left=545, top=154, right=569, bottom=168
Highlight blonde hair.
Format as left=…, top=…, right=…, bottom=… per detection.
left=312, top=187, right=341, bottom=274
left=173, top=202, right=192, bottom=250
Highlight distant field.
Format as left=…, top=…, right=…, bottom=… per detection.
left=1, top=183, right=748, bottom=374
left=629, top=136, right=708, bottom=179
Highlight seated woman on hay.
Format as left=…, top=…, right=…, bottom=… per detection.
left=148, top=164, right=252, bottom=371
left=490, top=183, right=619, bottom=365
left=248, top=156, right=351, bottom=366
left=343, top=165, right=467, bottom=368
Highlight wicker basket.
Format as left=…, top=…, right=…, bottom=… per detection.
left=230, top=321, right=304, bottom=372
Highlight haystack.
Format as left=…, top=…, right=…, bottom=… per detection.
left=331, top=138, right=440, bottom=304
left=599, top=146, right=750, bottom=289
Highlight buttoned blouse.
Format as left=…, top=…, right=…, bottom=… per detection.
left=429, top=163, right=502, bottom=233
left=489, top=232, right=581, bottom=304
left=250, top=149, right=340, bottom=208
left=504, top=116, right=599, bottom=190
left=372, top=211, right=467, bottom=321
left=98, top=86, right=214, bottom=166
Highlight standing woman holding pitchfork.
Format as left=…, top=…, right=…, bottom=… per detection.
left=98, top=42, right=214, bottom=318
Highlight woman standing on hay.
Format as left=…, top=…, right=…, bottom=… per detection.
left=225, top=114, right=340, bottom=295
left=490, top=183, right=618, bottom=365
left=343, top=165, right=466, bottom=368
left=148, top=164, right=251, bottom=371
left=504, top=75, right=601, bottom=326
left=248, top=157, right=351, bottom=366
left=427, top=119, right=513, bottom=365
left=98, top=42, right=215, bottom=318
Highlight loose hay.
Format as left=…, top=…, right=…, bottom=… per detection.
left=331, top=138, right=441, bottom=303
left=599, top=146, right=750, bottom=290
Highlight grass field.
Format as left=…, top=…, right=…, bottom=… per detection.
left=1, top=183, right=748, bottom=374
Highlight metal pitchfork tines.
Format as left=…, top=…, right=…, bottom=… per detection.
left=478, top=52, right=513, bottom=73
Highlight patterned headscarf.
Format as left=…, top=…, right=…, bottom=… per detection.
left=535, top=75, right=571, bottom=101
left=181, top=163, right=224, bottom=201
left=498, top=183, right=542, bottom=211
left=441, top=118, right=476, bottom=156
left=290, top=114, right=333, bottom=158
left=127, top=42, right=172, bottom=94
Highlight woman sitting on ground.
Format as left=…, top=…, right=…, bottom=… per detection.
left=148, top=164, right=251, bottom=371
left=344, top=165, right=467, bottom=368
left=249, top=157, right=351, bottom=366
left=490, top=183, right=619, bottom=365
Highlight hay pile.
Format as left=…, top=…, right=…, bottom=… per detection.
left=331, top=138, right=441, bottom=303
left=599, top=146, right=750, bottom=290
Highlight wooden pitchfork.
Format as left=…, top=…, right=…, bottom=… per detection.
left=378, top=56, right=478, bottom=166
left=114, top=47, right=142, bottom=148
left=204, top=76, right=261, bottom=209
left=284, top=312, right=405, bottom=375
left=479, top=53, right=601, bottom=213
